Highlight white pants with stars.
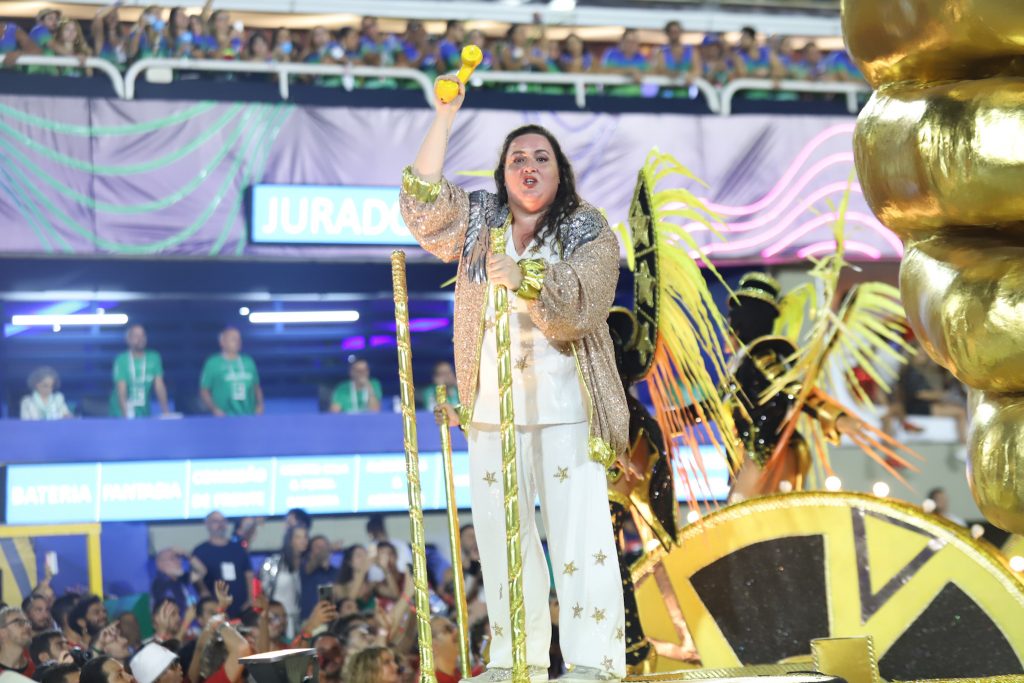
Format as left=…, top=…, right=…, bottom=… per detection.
left=468, top=421, right=626, bottom=677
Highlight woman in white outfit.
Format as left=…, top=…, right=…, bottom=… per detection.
left=259, top=524, right=308, bottom=639
left=399, top=76, right=629, bottom=683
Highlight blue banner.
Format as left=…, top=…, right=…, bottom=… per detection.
left=5, top=452, right=471, bottom=524
left=250, top=184, right=415, bottom=246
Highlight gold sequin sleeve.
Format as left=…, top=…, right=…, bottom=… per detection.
left=398, top=166, right=471, bottom=264
left=527, top=223, right=619, bottom=343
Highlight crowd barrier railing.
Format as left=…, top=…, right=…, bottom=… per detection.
left=719, top=77, right=871, bottom=115
left=11, top=55, right=126, bottom=98
left=10, top=57, right=872, bottom=115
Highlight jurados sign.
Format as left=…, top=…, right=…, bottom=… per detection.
left=250, top=184, right=416, bottom=246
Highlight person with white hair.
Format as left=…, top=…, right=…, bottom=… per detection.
left=20, top=367, right=72, bottom=421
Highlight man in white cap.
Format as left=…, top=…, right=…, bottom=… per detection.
left=129, top=644, right=182, bottom=683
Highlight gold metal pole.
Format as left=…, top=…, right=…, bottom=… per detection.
left=391, top=250, right=436, bottom=683
left=436, top=384, right=473, bottom=678
left=489, top=226, right=528, bottom=683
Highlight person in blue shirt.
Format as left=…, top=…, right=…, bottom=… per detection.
left=359, top=16, right=402, bottom=66
left=558, top=33, right=591, bottom=73
left=700, top=33, right=738, bottom=87
left=734, top=25, right=783, bottom=78
left=601, top=28, right=650, bottom=96
left=436, top=20, right=464, bottom=73
left=823, top=49, right=864, bottom=82
left=128, top=6, right=169, bottom=61
left=30, top=8, right=60, bottom=49
left=167, top=7, right=201, bottom=59
left=656, top=20, right=701, bottom=84
left=786, top=41, right=826, bottom=81
left=0, top=21, right=40, bottom=68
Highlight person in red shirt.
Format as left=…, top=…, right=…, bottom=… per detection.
left=0, top=607, right=37, bottom=679
left=431, top=617, right=461, bottom=683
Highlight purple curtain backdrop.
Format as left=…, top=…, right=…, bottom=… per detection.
left=0, top=96, right=896, bottom=262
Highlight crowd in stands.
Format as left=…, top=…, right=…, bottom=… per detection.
left=0, top=509, right=494, bottom=683
left=16, top=324, right=457, bottom=420
left=0, top=490, right=971, bottom=683
left=0, top=5, right=864, bottom=90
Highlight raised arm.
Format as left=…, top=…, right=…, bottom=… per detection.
left=526, top=210, right=620, bottom=343
left=398, top=75, right=472, bottom=263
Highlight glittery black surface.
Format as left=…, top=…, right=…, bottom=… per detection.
left=731, top=337, right=799, bottom=467
left=691, top=536, right=829, bottom=663
left=610, top=500, right=651, bottom=666
left=879, top=582, right=1022, bottom=680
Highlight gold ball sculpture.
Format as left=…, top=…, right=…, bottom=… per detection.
left=844, top=0, right=1024, bottom=533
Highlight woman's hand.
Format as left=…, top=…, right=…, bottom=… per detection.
left=434, top=75, right=465, bottom=118
left=433, top=403, right=459, bottom=427
left=488, top=253, right=523, bottom=291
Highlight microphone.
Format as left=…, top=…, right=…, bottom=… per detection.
left=435, top=45, right=484, bottom=104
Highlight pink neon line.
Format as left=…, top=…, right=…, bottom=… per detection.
left=686, top=152, right=856, bottom=233
left=795, top=240, right=882, bottom=260
left=701, top=183, right=861, bottom=255
left=762, top=210, right=896, bottom=258
left=697, top=122, right=856, bottom=215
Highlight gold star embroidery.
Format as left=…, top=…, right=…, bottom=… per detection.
left=554, top=466, right=569, bottom=483
left=591, top=608, right=606, bottom=624
left=593, top=550, right=608, bottom=566
left=614, top=627, right=624, bottom=640
left=572, top=603, right=583, bottom=619
left=562, top=561, right=578, bottom=577
left=484, top=319, right=495, bottom=331
left=602, top=656, right=614, bottom=671
left=514, top=354, right=529, bottom=371
left=493, top=624, right=503, bottom=637
left=635, top=321, right=655, bottom=367
left=483, top=471, right=497, bottom=487
left=636, top=260, right=656, bottom=306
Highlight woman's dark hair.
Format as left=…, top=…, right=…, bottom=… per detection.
left=336, top=544, right=365, bottom=585
left=80, top=656, right=113, bottom=683
left=248, top=31, right=268, bottom=54
left=168, top=8, right=185, bottom=40
left=493, top=124, right=580, bottom=250
left=281, top=525, right=307, bottom=572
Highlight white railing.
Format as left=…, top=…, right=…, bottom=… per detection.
left=123, top=58, right=435, bottom=102
left=123, top=58, right=723, bottom=111
left=11, top=55, right=125, bottom=98
left=469, top=71, right=722, bottom=112
left=8, top=58, right=872, bottom=116
left=719, top=77, right=871, bottom=115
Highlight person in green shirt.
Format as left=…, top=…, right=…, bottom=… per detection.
left=419, top=360, right=459, bottom=411
left=110, top=324, right=170, bottom=418
left=330, top=358, right=381, bottom=413
left=200, top=327, right=264, bottom=416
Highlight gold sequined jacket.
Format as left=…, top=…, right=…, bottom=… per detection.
left=399, top=170, right=629, bottom=464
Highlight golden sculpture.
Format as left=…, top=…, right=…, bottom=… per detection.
left=436, top=384, right=473, bottom=677
left=844, top=0, right=1024, bottom=533
left=489, top=225, right=528, bottom=683
left=390, top=250, right=436, bottom=683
